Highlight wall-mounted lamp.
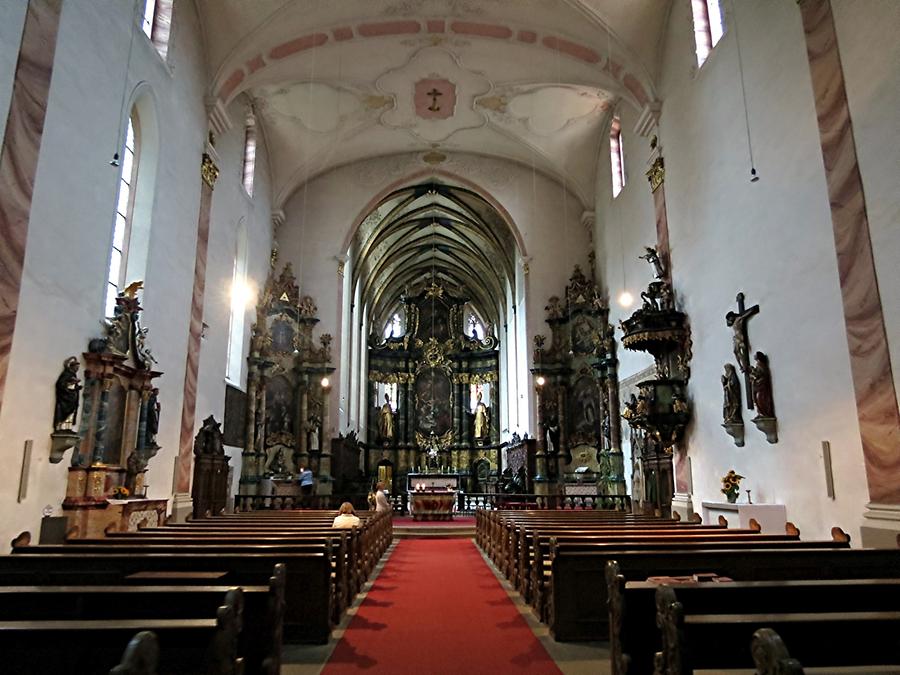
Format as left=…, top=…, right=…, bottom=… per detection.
left=536, top=375, right=546, bottom=387
left=321, top=377, right=330, bottom=389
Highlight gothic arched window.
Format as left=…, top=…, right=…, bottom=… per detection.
left=105, top=113, right=140, bottom=316
left=610, top=116, right=626, bottom=198
left=691, top=0, right=726, bottom=67
left=141, top=0, right=173, bottom=60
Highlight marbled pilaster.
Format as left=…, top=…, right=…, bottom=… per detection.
left=174, top=161, right=215, bottom=494
left=0, top=0, right=62, bottom=416
left=800, top=0, right=900, bottom=504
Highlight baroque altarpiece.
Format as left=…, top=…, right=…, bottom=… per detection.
left=531, top=266, right=627, bottom=499
left=238, top=265, right=334, bottom=498
left=366, top=282, right=500, bottom=492
left=61, top=289, right=168, bottom=537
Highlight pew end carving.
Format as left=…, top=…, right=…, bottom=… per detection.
left=751, top=628, right=805, bottom=675
left=109, top=630, right=160, bottom=675
left=831, top=526, right=850, bottom=543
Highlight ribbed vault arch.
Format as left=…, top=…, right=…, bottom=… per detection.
left=350, top=182, right=518, bottom=334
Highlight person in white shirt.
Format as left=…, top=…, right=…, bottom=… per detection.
left=374, top=481, right=391, bottom=514
left=332, top=502, right=361, bottom=529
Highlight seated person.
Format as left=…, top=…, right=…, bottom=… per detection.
left=332, top=502, right=361, bottom=529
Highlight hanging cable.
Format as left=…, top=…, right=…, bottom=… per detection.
left=111, top=0, right=141, bottom=166
left=732, top=0, right=759, bottom=182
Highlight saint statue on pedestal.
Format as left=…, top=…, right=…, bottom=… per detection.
left=379, top=393, right=394, bottom=440
left=473, top=391, right=489, bottom=441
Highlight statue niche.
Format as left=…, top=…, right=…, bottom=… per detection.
left=367, top=281, right=500, bottom=492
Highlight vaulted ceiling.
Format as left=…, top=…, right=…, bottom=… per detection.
left=195, top=0, right=672, bottom=208
left=350, top=182, right=517, bottom=328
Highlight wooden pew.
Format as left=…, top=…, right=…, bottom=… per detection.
left=654, top=584, right=900, bottom=674
left=0, top=551, right=331, bottom=643
left=0, top=565, right=284, bottom=674
left=0, top=587, right=245, bottom=675
left=32, top=535, right=353, bottom=621
left=609, top=570, right=900, bottom=674
left=584, top=547, right=900, bottom=645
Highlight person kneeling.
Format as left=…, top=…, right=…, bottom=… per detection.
left=332, top=502, right=361, bottom=529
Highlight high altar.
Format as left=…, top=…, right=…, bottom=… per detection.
left=366, top=282, right=500, bottom=494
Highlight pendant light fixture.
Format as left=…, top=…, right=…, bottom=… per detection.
left=111, top=0, right=140, bottom=166
left=731, top=0, right=759, bottom=182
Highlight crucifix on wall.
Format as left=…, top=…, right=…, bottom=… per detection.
left=725, top=292, right=759, bottom=409
left=426, top=88, right=442, bottom=112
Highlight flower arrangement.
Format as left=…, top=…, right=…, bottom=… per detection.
left=720, top=470, right=744, bottom=503
left=111, top=486, right=130, bottom=499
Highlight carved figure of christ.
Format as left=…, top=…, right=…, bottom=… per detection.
left=725, top=292, right=759, bottom=409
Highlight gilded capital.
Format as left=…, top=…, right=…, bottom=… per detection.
left=646, top=156, right=665, bottom=193
left=201, top=153, right=220, bottom=188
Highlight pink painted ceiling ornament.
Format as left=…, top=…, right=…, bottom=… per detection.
left=414, top=78, right=456, bottom=120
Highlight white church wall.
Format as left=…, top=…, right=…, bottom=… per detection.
left=278, top=155, right=590, bottom=440
left=596, top=0, right=874, bottom=541
left=0, top=0, right=27, bottom=144
left=0, top=2, right=272, bottom=547
left=832, top=1, right=900, bottom=405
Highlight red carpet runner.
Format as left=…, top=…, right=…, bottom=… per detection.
left=323, top=538, right=562, bottom=674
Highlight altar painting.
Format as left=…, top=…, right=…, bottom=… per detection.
left=415, top=368, right=452, bottom=436
left=572, top=375, right=600, bottom=436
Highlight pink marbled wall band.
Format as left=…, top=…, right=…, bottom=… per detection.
left=175, top=181, right=213, bottom=494
left=0, top=0, right=62, bottom=419
left=800, top=0, right=900, bottom=504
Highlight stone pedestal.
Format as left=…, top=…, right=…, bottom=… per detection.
left=860, top=503, right=900, bottom=548
left=671, top=492, right=694, bottom=521
left=170, top=492, right=193, bottom=523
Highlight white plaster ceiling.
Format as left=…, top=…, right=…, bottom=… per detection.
left=195, top=0, right=672, bottom=208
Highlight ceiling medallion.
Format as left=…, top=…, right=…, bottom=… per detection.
left=425, top=281, right=444, bottom=298
left=414, top=78, right=456, bottom=120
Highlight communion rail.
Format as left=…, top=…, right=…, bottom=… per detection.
left=234, top=492, right=630, bottom=514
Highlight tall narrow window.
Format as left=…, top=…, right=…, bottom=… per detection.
left=106, top=113, right=139, bottom=317
left=691, top=0, right=726, bottom=67
left=242, top=117, right=257, bottom=197
left=226, top=222, right=250, bottom=383
left=609, top=116, right=625, bottom=198
left=140, top=0, right=173, bottom=60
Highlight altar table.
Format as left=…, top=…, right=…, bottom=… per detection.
left=409, top=491, right=457, bottom=521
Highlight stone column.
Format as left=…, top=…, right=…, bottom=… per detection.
left=798, top=0, right=900, bottom=547
left=0, top=0, right=63, bottom=416
left=297, top=380, right=309, bottom=469
left=320, top=381, right=331, bottom=453
left=606, top=362, right=626, bottom=496
left=533, top=380, right=550, bottom=494
left=137, top=389, right=150, bottom=451
left=92, top=378, right=113, bottom=465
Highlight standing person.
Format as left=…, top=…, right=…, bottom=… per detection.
left=298, top=465, right=314, bottom=506
left=374, top=481, right=391, bottom=514
left=332, top=502, right=361, bottom=529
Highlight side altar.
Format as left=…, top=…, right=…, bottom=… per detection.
left=56, top=286, right=168, bottom=537
left=366, top=281, right=501, bottom=495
